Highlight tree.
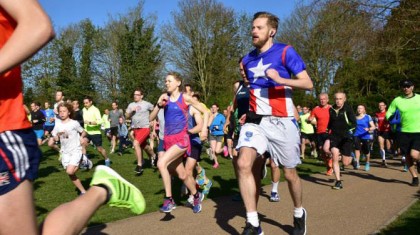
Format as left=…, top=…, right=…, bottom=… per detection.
left=161, top=0, right=246, bottom=106
left=278, top=0, right=376, bottom=98
left=117, top=4, right=162, bottom=107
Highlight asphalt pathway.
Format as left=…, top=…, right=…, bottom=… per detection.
left=83, top=159, right=420, bottom=235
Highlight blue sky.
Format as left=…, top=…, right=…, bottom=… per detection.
left=39, top=0, right=298, bottom=30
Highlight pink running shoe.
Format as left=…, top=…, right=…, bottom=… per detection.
left=223, top=146, right=228, bottom=157
left=213, top=162, right=219, bottom=169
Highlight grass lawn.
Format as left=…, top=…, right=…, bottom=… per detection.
left=379, top=198, right=420, bottom=235
left=34, top=141, right=325, bottom=226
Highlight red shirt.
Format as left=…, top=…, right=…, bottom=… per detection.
left=375, top=111, right=390, bottom=132
left=310, top=105, right=330, bottom=134
left=0, top=8, right=32, bottom=132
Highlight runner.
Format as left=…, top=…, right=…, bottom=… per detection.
left=327, top=92, right=356, bottom=189
left=208, top=103, right=226, bottom=168
left=82, top=96, right=111, bottom=166
left=386, top=79, right=420, bottom=186
left=236, top=11, right=312, bottom=235
left=353, top=105, right=376, bottom=171
left=0, top=2, right=144, bottom=234
left=52, top=102, right=90, bottom=195
left=307, top=93, right=332, bottom=175
left=126, top=88, right=156, bottom=175
left=150, top=72, right=209, bottom=214
left=375, top=101, right=392, bottom=167
left=30, top=101, right=45, bottom=145
left=299, top=106, right=316, bottom=159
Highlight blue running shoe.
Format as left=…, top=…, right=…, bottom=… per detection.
left=242, top=222, right=264, bottom=235
left=403, top=164, right=408, bottom=172
left=192, top=192, right=204, bottom=213
left=160, top=198, right=176, bottom=213
left=196, top=169, right=206, bottom=186
left=269, top=192, right=280, bottom=202
left=365, top=162, right=370, bottom=171
left=202, top=180, right=213, bottom=195
left=105, top=159, right=111, bottom=167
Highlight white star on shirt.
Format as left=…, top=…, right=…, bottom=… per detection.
left=249, top=58, right=272, bottom=79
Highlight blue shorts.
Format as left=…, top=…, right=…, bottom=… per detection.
left=33, top=129, right=44, bottom=140
left=0, top=128, right=41, bottom=195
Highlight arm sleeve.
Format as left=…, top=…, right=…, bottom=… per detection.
left=386, top=99, right=397, bottom=120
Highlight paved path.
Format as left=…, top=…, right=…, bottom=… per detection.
left=83, top=159, right=419, bottom=235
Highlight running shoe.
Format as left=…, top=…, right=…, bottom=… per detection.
left=381, top=160, right=388, bottom=168
left=185, top=195, right=194, bottom=208
left=192, top=192, right=204, bottom=213
left=242, top=222, right=264, bottom=235
left=134, top=165, right=144, bottom=175
left=105, top=159, right=111, bottom=167
left=202, top=180, right=213, bottom=195
left=403, top=164, right=408, bottom=172
left=206, top=148, right=214, bottom=160
left=411, top=177, right=419, bottom=187
left=332, top=180, right=343, bottom=190
left=196, top=169, right=206, bottom=186
left=213, top=162, right=219, bottom=169
left=352, top=159, right=358, bottom=169
left=223, top=146, right=229, bottom=157
left=293, top=208, right=307, bottom=235
left=313, top=151, right=318, bottom=158
left=365, top=162, right=370, bottom=171
left=326, top=168, right=333, bottom=176
left=90, top=165, right=146, bottom=214
left=160, top=198, right=176, bottom=213
left=269, top=192, right=280, bottom=202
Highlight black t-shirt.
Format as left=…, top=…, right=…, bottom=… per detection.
left=328, top=102, right=356, bottom=137
left=30, top=110, right=45, bottom=130
left=74, top=109, right=84, bottom=127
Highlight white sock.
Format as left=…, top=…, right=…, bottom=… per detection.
left=246, top=211, right=259, bottom=227
left=380, top=149, right=386, bottom=160
left=271, top=181, right=279, bottom=193
left=294, top=207, right=304, bottom=218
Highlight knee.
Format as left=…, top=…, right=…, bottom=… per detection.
left=284, top=169, right=298, bottom=182
left=236, top=157, right=253, bottom=174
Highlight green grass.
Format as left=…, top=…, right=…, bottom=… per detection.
left=34, top=141, right=326, bottom=226
left=379, top=198, right=420, bottom=235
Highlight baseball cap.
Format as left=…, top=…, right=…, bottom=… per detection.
left=399, top=79, right=414, bottom=88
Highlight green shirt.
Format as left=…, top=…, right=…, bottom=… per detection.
left=386, top=94, right=420, bottom=133
left=102, top=114, right=110, bottom=129
left=82, top=105, right=102, bottom=135
left=300, top=113, right=315, bottom=134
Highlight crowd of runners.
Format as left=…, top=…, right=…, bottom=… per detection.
left=2, top=1, right=419, bottom=235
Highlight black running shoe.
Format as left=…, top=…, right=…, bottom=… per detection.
left=241, top=222, right=263, bottom=235
left=293, top=208, right=307, bottom=235
left=411, top=177, right=419, bottom=186
left=332, top=180, right=343, bottom=190
left=134, top=165, right=144, bottom=175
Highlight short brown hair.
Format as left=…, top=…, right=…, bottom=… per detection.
left=253, top=11, right=279, bottom=31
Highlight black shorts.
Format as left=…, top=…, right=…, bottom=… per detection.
left=377, top=131, right=390, bottom=139
left=398, top=132, right=420, bottom=155
left=329, top=134, right=353, bottom=156
left=301, top=133, right=315, bottom=142
left=353, top=137, right=371, bottom=155
left=110, top=126, right=118, bottom=136
left=316, top=133, right=329, bottom=149
left=188, top=143, right=202, bottom=162
left=86, top=134, right=103, bottom=147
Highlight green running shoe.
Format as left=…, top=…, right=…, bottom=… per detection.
left=90, top=165, right=146, bottom=214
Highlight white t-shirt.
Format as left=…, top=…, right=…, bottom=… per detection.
left=52, top=119, right=84, bottom=154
